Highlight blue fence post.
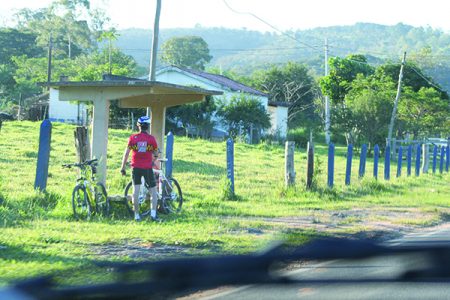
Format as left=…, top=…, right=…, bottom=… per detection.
left=415, top=144, right=421, bottom=176
left=445, top=145, right=450, bottom=172
left=407, top=145, right=412, bottom=176
left=226, top=138, right=235, bottom=195
left=345, top=144, right=353, bottom=185
left=165, top=131, right=174, bottom=178
left=384, top=145, right=391, bottom=180
left=327, top=143, right=335, bottom=188
left=34, top=120, right=52, bottom=191
left=432, top=145, right=438, bottom=174
left=373, top=144, right=379, bottom=180
left=439, top=146, right=445, bottom=174
left=359, top=144, right=367, bottom=178
left=397, top=146, right=403, bottom=178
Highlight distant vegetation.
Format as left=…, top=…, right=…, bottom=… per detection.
left=118, top=23, right=450, bottom=91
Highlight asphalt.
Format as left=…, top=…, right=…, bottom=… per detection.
left=197, top=224, right=450, bottom=300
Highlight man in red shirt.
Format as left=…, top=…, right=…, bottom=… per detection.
left=120, top=116, right=159, bottom=221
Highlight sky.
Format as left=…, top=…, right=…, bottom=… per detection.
left=1, top=0, right=449, bottom=33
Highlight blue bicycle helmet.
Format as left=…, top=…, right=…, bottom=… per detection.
left=137, top=116, right=151, bottom=125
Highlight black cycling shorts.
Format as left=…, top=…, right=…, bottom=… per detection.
left=131, top=168, right=156, bottom=188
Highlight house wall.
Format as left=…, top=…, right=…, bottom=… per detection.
left=49, top=88, right=86, bottom=124
left=268, top=105, right=288, bottom=138
left=156, top=70, right=269, bottom=137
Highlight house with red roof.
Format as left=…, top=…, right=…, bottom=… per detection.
left=156, top=65, right=288, bottom=140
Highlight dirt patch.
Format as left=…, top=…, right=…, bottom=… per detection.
left=90, top=208, right=449, bottom=261
left=91, top=239, right=196, bottom=260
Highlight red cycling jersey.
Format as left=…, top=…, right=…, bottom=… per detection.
left=127, top=132, right=158, bottom=169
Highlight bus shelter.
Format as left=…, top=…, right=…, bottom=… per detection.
left=44, top=77, right=222, bottom=184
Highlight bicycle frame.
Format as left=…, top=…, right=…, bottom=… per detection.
left=77, top=166, right=96, bottom=203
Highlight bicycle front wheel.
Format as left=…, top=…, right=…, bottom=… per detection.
left=72, top=185, right=92, bottom=220
left=95, top=183, right=109, bottom=217
left=162, top=177, right=183, bottom=213
left=124, top=181, right=152, bottom=217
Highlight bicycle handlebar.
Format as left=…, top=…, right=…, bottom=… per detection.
left=62, top=158, right=98, bottom=169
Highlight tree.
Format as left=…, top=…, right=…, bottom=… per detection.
left=160, top=36, right=212, bottom=70
left=345, top=74, right=396, bottom=147
left=398, top=87, right=450, bottom=138
left=13, top=0, right=107, bottom=59
left=320, top=54, right=375, bottom=104
left=217, top=95, right=270, bottom=140
left=247, top=62, right=319, bottom=128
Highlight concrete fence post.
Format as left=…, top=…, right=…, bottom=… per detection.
left=165, top=131, right=174, bottom=178
left=226, top=138, right=235, bottom=195
left=397, top=146, right=403, bottom=178
left=327, top=143, right=335, bottom=188
left=306, top=142, right=314, bottom=189
left=345, top=144, right=353, bottom=185
left=285, top=141, right=295, bottom=187
left=373, top=144, right=379, bottom=179
left=34, top=120, right=52, bottom=191
left=359, top=144, right=367, bottom=178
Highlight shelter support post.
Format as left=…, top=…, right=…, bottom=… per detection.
left=150, top=104, right=166, bottom=156
left=91, top=97, right=110, bottom=184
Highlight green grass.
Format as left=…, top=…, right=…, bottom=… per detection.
left=0, top=121, right=449, bottom=285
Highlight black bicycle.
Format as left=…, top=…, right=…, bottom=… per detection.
left=62, top=159, right=109, bottom=220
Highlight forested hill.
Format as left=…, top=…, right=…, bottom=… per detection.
left=117, top=22, right=450, bottom=90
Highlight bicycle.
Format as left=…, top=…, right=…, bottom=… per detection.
left=62, top=158, right=110, bottom=220
left=124, top=158, right=182, bottom=217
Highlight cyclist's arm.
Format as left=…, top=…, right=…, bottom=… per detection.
left=121, top=147, right=131, bottom=171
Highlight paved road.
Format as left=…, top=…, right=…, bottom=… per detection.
left=193, top=224, right=450, bottom=300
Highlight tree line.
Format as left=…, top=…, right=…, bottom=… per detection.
left=0, top=0, right=448, bottom=145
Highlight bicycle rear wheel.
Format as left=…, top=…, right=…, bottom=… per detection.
left=72, top=185, right=92, bottom=220
left=162, top=177, right=182, bottom=213
left=124, top=181, right=152, bottom=217
left=95, top=183, right=110, bottom=217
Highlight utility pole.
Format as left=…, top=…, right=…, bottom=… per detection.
left=147, top=0, right=162, bottom=117
left=47, top=33, right=53, bottom=83
left=324, top=38, right=331, bottom=144
left=387, top=52, right=407, bottom=150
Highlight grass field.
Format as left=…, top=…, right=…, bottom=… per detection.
left=0, top=121, right=449, bottom=286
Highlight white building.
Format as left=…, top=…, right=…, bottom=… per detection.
left=49, top=88, right=87, bottom=124
left=156, top=65, right=288, bottom=138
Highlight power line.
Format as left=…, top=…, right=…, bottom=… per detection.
left=222, top=0, right=321, bottom=52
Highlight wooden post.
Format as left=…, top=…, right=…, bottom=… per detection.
left=397, top=146, right=403, bottom=177
left=165, top=131, right=174, bottom=178
left=345, top=144, right=353, bottom=185
left=359, top=144, right=367, bottom=178
left=285, top=141, right=295, bottom=187
left=226, top=138, right=235, bottom=194
left=384, top=145, right=391, bottom=180
left=327, top=143, right=335, bottom=188
left=407, top=145, right=412, bottom=176
left=74, top=126, right=91, bottom=163
left=34, top=120, right=52, bottom=191
left=306, top=141, right=314, bottom=189
left=373, top=144, right=379, bottom=180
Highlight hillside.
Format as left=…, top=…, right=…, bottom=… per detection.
left=117, top=23, right=450, bottom=91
